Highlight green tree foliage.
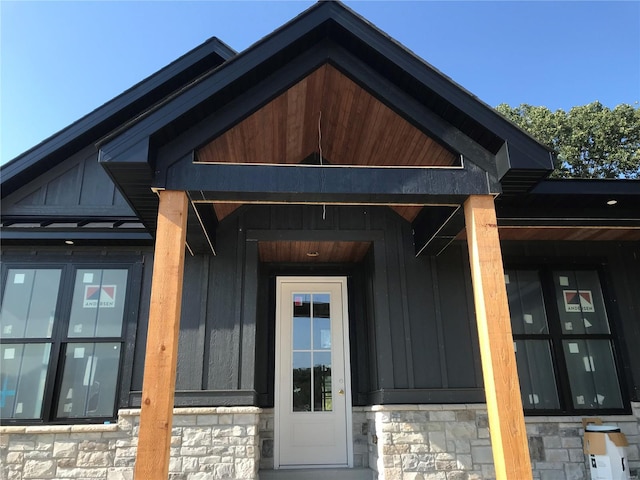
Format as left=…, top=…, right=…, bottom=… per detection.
left=495, top=102, right=640, bottom=179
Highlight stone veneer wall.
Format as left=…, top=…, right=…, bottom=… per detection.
left=2, top=403, right=639, bottom=479
left=0, top=407, right=261, bottom=480
left=366, top=402, right=640, bottom=480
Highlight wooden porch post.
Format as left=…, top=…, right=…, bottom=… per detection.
left=134, top=190, right=188, bottom=480
left=463, top=195, right=532, bottom=480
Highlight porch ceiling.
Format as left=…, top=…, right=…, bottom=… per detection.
left=258, top=240, right=371, bottom=263
left=196, top=64, right=459, bottom=168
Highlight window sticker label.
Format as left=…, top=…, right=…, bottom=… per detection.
left=583, top=356, right=595, bottom=372
left=15, top=402, right=23, bottom=414
left=83, top=273, right=94, bottom=283
left=559, top=276, right=569, bottom=286
left=565, top=322, right=573, bottom=331
left=576, top=395, right=585, bottom=405
left=513, top=342, right=517, bottom=352
left=523, top=314, right=533, bottom=324
left=83, top=285, right=116, bottom=308
left=3, top=325, right=12, bottom=335
left=4, top=348, right=15, bottom=360
left=504, top=274, right=510, bottom=285
left=563, top=290, right=595, bottom=312
left=583, top=318, right=593, bottom=328
left=74, top=347, right=85, bottom=359
left=73, top=324, right=83, bottom=334
left=568, top=343, right=580, bottom=353
left=13, top=273, right=25, bottom=284
left=294, top=296, right=303, bottom=307
left=528, top=393, right=539, bottom=405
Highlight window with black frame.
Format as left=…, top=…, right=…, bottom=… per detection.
left=506, top=267, right=625, bottom=413
left=0, top=264, right=136, bottom=423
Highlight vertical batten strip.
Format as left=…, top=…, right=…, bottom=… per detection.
left=134, top=190, right=188, bottom=479
left=463, top=194, right=533, bottom=480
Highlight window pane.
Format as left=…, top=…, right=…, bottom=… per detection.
left=57, top=343, right=121, bottom=418
left=293, top=294, right=311, bottom=318
left=68, top=269, right=128, bottom=337
left=1, top=343, right=51, bottom=419
left=1, top=269, right=61, bottom=338
left=313, top=316, right=331, bottom=350
left=293, top=317, right=311, bottom=350
left=514, top=340, right=559, bottom=410
left=313, top=351, right=332, bottom=412
left=505, top=270, right=548, bottom=334
left=563, top=339, right=623, bottom=409
left=293, top=352, right=311, bottom=412
left=554, top=271, right=610, bottom=334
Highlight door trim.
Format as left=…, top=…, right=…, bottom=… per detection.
left=274, top=276, right=353, bottom=469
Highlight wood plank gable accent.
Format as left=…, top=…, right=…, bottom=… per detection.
left=196, top=65, right=458, bottom=168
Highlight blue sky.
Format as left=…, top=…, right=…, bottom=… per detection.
left=1, top=1, right=639, bottom=163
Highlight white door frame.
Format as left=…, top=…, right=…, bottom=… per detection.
left=274, top=276, right=353, bottom=469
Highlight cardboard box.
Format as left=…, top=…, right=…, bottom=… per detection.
left=583, top=417, right=630, bottom=480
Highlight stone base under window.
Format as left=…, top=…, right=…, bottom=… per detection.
left=1, top=403, right=639, bottom=479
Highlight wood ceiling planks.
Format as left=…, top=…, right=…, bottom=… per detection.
left=258, top=240, right=372, bottom=263
left=197, top=64, right=458, bottom=168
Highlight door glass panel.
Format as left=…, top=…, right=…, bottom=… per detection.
left=292, top=352, right=311, bottom=412
left=514, top=340, right=559, bottom=410
left=68, top=269, right=128, bottom=337
left=57, top=342, right=121, bottom=418
left=562, top=339, right=623, bottom=409
left=313, top=317, right=331, bottom=350
left=293, top=317, right=311, bottom=351
left=554, top=270, right=610, bottom=334
left=291, top=292, right=333, bottom=413
left=1, top=269, right=61, bottom=338
left=0, top=343, right=51, bottom=419
left=314, top=351, right=332, bottom=411
left=293, top=294, right=311, bottom=318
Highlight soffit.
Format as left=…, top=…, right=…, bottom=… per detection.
left=196, top=64, right=459, bottom=168
left=258, top=240, right=371, bottom=263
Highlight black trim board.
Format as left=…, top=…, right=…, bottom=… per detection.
left=128, top=390, right=258, bottom=408
left=168, top=162, right=492, bottom=202
left=367, top=388, right=485, bottom=404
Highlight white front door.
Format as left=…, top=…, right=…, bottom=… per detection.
left=275, top=277, right=352, bottom=468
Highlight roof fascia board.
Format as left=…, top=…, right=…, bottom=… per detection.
left=1, top=37, right=235, bottom=195
left=154, top=40, right=333, bottom=182
left=97, top=5, right=337, bottom=161
left=152, top=42, right=500, bottom=190
left=328, top=46, right=499, bottom=182
left=329, top=5, right=554, bottom=173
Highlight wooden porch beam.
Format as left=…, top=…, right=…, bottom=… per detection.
left=463, top=195, right=532, bottom=480
left=134, top=190, right=188, bottom=480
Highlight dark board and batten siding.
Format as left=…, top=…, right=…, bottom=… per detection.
left=126, top=205, right=640, bottom=408
left=2, top=147, right=135, bottom=218
left=127, top=204, right=487, bottom=407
